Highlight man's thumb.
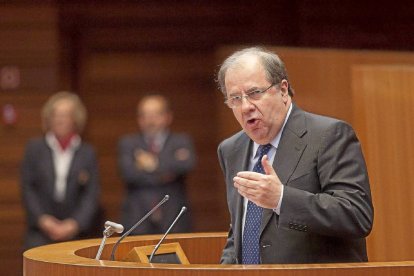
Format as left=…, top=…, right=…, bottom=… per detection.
left=262, top=155, right=276, bottom=175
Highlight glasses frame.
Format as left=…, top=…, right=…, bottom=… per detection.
left=224, top=83, right=277, bottom=108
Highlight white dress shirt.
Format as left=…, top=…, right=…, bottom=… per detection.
left=242, top=103, right=292, bottom=233
left=46, top=132, right=81, bottom=202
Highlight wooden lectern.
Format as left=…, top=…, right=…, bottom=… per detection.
left=23, top=232, right=414, bottom=275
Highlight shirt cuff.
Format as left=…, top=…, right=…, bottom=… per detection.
left=273, top=185, right=284, bottom=215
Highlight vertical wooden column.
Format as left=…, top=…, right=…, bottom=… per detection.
left=0, top=3, right=59, bottom=275
left=352, top=65, right=414, bottom=261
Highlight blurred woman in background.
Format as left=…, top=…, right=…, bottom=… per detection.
left=21, top=92, right=100, bottom=249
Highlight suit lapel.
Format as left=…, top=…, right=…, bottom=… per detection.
left=228, top=133, right=252, bottom=263
left=42, top=139, right=56, bottom=197
left=274, top=106, right=307, bottom=185
left=260, top=104, right=308, bottom=233
left=66, top=145, right=83, bottom=198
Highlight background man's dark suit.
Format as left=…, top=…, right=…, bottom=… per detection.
left=219, top=104, right=374, bottom=264
left=118, top=132, right=195, bottom=234
left=21, top=137, right=100, bottom=249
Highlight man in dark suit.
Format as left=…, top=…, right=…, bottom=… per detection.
left=217, top=47, right=373, bottom=264
left=21, top=92, right=100, bottom=249
left=118, top=95, right=196, bottom=234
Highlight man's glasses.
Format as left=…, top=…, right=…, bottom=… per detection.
left=224, top=83, right=276, bottom=108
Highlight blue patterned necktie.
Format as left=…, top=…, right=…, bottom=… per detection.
left=242, top=143, right=272, bottom=264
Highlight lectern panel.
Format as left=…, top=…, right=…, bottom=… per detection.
left=24, top=232, right=414, bottom=276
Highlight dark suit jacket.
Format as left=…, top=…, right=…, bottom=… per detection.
left=118, top=132, right=195, bottom=234
left=218, top=104, right=374, bottom=264
left=21, top=137, right=100, bottom=249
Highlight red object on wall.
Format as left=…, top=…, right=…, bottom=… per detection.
left=2, top=104, right=18, bottom=126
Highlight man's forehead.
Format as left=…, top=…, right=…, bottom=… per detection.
left=139, top=96, right=166, bottom=108
left=225, top=58, right=266, bottom=87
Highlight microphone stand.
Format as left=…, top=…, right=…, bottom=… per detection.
left=110, top=195, right=170, bottom=261
left=95, top=221, right=124, bottom=260
left=95, top=226, right=114, bottom=260
left=149, top=206, right=187, bottom=263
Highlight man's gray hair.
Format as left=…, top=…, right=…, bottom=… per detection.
left=217, top=47, right=294, bottom=97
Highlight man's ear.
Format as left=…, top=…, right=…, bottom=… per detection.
left=280, top=79, right=289, bottom=96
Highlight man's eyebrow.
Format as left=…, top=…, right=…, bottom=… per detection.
left=245, top=86, right=260, bottom=93
left=228, top=91, right=241, bottom=97
left=228, top=86, right=260, bottom=97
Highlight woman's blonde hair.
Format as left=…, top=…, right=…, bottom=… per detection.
left=41, top=91, right=87, bottom=133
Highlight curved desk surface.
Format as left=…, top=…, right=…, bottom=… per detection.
left=24, top=232, right=414, bottom=275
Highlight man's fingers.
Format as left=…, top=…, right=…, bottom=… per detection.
left=237, top=155, right=276, bottom=178
left=237, top=171, right=263, bottom=180
left=233, top=176, right=258, bottom=189
left=235, top=183, right=257, bottom=201
left=262, top=155, right=276, bottom=176
left=233, top=177, right=259, bottom=197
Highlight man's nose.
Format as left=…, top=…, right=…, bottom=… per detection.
left=240, top=96, right=255, bottom=112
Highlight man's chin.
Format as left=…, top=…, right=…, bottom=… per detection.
left=244, top=129, right=268, bottom=144
left=143, top=129, right=161, bottom=136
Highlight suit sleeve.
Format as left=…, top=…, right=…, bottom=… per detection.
left=220, top=225, right=237, bottom=264
left=279, top=121, right=374, bottom=238
left=160, top=134, right=196, bottom=176
left=217, top=143, right=237, bottom=264
left=20, top=141, right=45, bottom=227
left=71, top=147, right=100, bottom=232
left=118, top=135, right=196, bottom=188
left=117, top=137, right=154, bottom=187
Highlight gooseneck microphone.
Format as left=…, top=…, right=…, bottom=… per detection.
left=149, top=206, right=187, bottom=263
left=95, top=221, right=124, bottom=260
left=110, top=195, right=170, bottom=261
left=104, top=221, right=124, bottom=234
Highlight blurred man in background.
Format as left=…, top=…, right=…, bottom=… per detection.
left=118, top=94, right=196, bottom=234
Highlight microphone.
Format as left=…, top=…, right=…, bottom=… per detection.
left=104, top=221, right=124, bottom=234
left=95, top=221, right=124, bottom=260
left=109, top=195, right=170, bottom=261
left=149, top=206, right=187, bottom=263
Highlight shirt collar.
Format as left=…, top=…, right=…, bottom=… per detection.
left=46, top=132, right=81, bottom=152
left=144, top=130, right=168, bottom=143
left=252, top=102, right=293, bottom=156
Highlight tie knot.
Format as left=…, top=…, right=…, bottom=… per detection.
left=258, top=144, right=272, bottom=157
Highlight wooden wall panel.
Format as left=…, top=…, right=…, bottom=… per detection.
left=352, top=65, right=414, bottom=261
left=78, top=51, right=225, bottom=231
left=0, top=3, right=59, bottom=275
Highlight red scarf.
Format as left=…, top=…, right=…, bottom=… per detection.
left=57, top=133, right=76, bottom=151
